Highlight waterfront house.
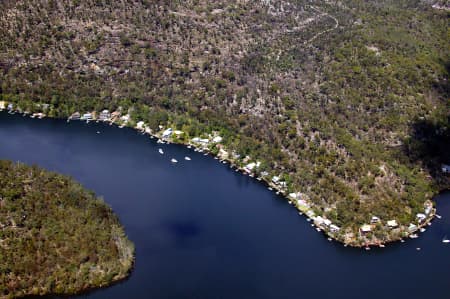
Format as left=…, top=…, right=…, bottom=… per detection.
left=174, top=130, right=183, bottom=136
left=121, top=114, right=130, bottom=122
left=136, top=121, right=145, bottom=130
left=289, top=193, right=298, bottom=200
left=314, top=216, right=325, bottom=227
left=387, top=220, right=398, bottom=228
left=360, top=224, right=372, bottom=233
left=323, top=218, right=332, bottom=227
left=416, top=213, right=426, bottom=223
left=81, top=113, right=92, bottom=120
left=70, top=112, right=81, bottom=120
left=192, top=137, right=209, bottom=145
left=111, top=111, right=121, bottom=119
left=297, top=199, right=310, bottom=208
left=408, top=223, right=418, bottom=232
left=219, top=149, right=229, bottom=159
left=162, top=128, right=173, bottom=138
left=213, top=136, right=223, bottom=143
left=244, top=162, right=256, bottom=173
left=7, top=103, right=13, bottom=111
left=0, top=101, right=5, bottom=110
left=99, top=109, right=111, bottom=121
left=306, top=210, right=316, bottom=219
left=330, top=224, right=340, bottom=233
left=424, top=202, right=432, bottom=215
left=260, top=171, right=269, bottom=177
left=371, top=216, right=380, bottom=224
left=272, top=176, right=280, bottom=184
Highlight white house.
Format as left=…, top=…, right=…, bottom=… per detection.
left=408, top=223, right=418, bottom=232
left=162, top=128, right=173, bottom=138
left=289, top=193, right=298, bottom=199
left=121, top=114, right=130, bottom=122
left=361, top=224, right=372, bottom=233
left=0, top=101, right=5, bottom=110
left=306, top=210, right=316, bottom=219
left=244, top=162, right=256, bottom=173
left=81, top=113, right=92, bottom=120
left=136, top=121, right=145, bottom=130
left=212, top=136, right=223, bottom=143
left=99, top=109, right=111, bottom=121
left=330, top=224, right=340, bottom=233
left=416, top=213, right=426, bottom=222
left=387, top=220, right=398, bottom=228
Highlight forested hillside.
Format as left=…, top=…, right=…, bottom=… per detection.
left=0, top=0, right=448, bottom=245
left=0, top=161, right=134, bottom=298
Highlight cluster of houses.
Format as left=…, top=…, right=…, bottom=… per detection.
left=359, top=201, right=434, bottom=235
left=69, top=109, right=124, bottom=124
left=289, top=192, right=341, bottom=234
left=0, top=101, right=48, bottom=118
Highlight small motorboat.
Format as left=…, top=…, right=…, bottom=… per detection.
left=184, top=156, right=191, bottom=161
left=158, top=148, right=164, bottom=154
left=442, top=237, right=450, bottom=244
left=171, top=158, right=178, bottom=163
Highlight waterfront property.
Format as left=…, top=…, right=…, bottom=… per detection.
left=0, top=112, right=449, bottom=299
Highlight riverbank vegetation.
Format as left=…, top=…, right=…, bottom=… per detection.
left=0, top=0, right=448, bottom=245
left=0, top=160, right=134, bottom=298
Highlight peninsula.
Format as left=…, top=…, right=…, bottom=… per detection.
left=0, top=160, right=134, bottom=298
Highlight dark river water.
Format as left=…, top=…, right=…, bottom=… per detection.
left=0, top=112, right=449, bottom=299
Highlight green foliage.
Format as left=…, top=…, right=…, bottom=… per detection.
left=0, top=161, right=134, bottom=298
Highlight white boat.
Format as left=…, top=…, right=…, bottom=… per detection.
left=184, top=156, right=191, bottom=161
left=442, top=237, right=449, bottom=243
left=420, top=228, right=426, bottom=233
left=171, top=158, right=178, bottom=163
left=158, top=148, right=164, bottom=154
left=410, top=234, right=418, bottom=239
left=436, top=214, right=442, bottom=219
